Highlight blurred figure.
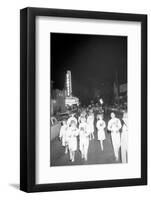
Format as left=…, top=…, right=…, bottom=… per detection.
left=67, top=121, right=79, bottom=162
left=121, top=111, right=128, bottom=163
left=108, top=112, right=122, bottom=161
left=59, top=120, right=68, bottom=154
left=78, top=110, right=87, bottom=124
left=96, top=114, right=106, bottom=151
left=67, top=113, right=77, bottom=127
left=79, top=116, right=90, bottom=161
left=87, top=111, right=95, bottom=140
left=99, top=98, right=104, bottom=106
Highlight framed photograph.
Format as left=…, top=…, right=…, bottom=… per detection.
left=20, top=7, right=147, bottom=192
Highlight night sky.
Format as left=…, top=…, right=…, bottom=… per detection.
left=51, top=33, right=127, bottom=104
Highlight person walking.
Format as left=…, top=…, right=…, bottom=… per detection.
left=59, top=120, right=68, bottom=154
left=87, top=111, right=95, bottom=140
left=79, top=116, right=90, bottom=161
left=96, top=114, right=106, bottom=151
left=121, top=111, right=128, bottom=163
left=67, top=121, right=79, bottom=162
left=107, top=112, right=122, bottom=161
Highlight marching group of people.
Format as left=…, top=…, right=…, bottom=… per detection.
left=59, top=108, right=128, bottom=164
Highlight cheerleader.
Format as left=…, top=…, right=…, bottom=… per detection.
left=107, top=112, right=122, bottom=161
left=68, top=121, right=79, bottom=162
left=87, top=112, right=94, bottom=140
left=79, top=116, right=89, bottom=161
left=121, top=111, right=128, bottom=163
left=59, top=120, right=68, bottom=154
left=96, top=114, right=106, bottom=151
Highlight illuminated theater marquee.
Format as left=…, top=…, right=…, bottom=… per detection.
left=65, top=70, right=79, bottom=106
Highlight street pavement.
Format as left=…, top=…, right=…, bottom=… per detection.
left=50, top=122, right=122, bottom=166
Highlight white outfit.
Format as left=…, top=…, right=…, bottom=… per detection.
left=87, top=115, right=94, bottom=135
left=67, top=116, right=77, bottom=127
left=121, top=121, right=128, bottom=163
left=79, top=122, right=89, bottom=159
left=96, top=119, right=106, bottom=141
left=68, top=126, right=79, bottom=151
left=108, top=117, right=122, bottom=160
left=59, top=124, right=68, bottom=146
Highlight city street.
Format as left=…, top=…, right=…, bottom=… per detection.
left=50, top=33, right=127, bottom=167
left=50, top=119, right=122, bottom=166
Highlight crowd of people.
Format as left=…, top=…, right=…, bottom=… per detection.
left=59, top=106, right=128, bottom=164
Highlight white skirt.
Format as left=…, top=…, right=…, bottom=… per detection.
left=68, top=137, right=77, bottom=151
left=87, top=124, right=94, bottom=133
left=61, top=136, right=68, bottom=146
left=111, top=131, right=121, bottom=149
left=97, top=130, right=106, bottom=141
left=79, top=136, right=89, bottom=151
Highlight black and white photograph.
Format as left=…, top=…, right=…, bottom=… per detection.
left=19, top=7, right=147, bottom=193
left=50, top=33, right=128, bottom=167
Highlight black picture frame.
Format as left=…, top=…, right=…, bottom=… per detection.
left=20, top=7, right=147, bottom=192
